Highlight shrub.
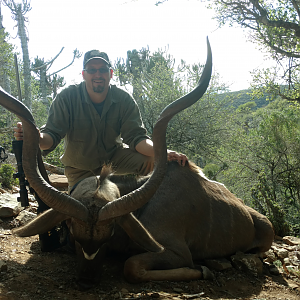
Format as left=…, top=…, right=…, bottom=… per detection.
left=0, top=163, right=17, bottom=189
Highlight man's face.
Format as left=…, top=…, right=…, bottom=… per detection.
left=82, top=59, right=113, bottom=94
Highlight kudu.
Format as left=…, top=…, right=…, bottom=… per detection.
left=0, top=39, right=274, bottom=290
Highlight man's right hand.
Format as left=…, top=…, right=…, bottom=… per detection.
left=14, top=122, right=23, bottom=140
left=13, top=122, right=53, bottom=150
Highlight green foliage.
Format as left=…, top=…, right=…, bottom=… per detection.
left=203, top=163, right=220, bottom=180
left=208, top=0, right=300, bottom=103
left=236, top=101, right=257, bottom=113
left=115, top=47, right=232, bottom=163
left=251, top=171, right=290, bottom=236
left=217, top=99, right=300, bottom=236
left=0, top=30, right=15, bottom=76
left=0, top=163, right=17, bottom=189
left=217, top=89, right=269, bottom=109
left=31, top=98, right=51, bottom=128
left=42, top=141, right=64, bottom=168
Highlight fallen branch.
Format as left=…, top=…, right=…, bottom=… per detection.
left=43, top=162, right=64, bottom=175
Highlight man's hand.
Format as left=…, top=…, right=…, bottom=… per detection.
left=13, top=121, right=53, bottom=150
left=135, top=139, right=188, bottom=166
left=13, top=122, right=23, bottom=140
left=167, top=150, right=188, bottom=166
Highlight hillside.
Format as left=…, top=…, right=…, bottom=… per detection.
left=218, top=88, right=269, bottom=109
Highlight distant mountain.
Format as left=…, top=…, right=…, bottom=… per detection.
left=218, top=89, right=269, bottom=109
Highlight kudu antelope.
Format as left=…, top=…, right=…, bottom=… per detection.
left=0, top=39, right=274, bottom=290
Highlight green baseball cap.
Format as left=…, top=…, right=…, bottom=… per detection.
left=83, top=50, right=111, bottom=68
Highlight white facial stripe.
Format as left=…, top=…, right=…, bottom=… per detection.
left=82, top=248, right=100, bottom=260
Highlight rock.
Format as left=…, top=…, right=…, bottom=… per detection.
left=6, top=153, right=16, bottom=165
left=269, top=265, right=280, bottom=275
left=276, top=248, right=289, bottom=259
left=15, top=210, right=36, bottom=225
left=184, top=292, right=205, bottom=299
left=120, top=288, right=129, bottom=295
left=204, top=258, right=232, bottom=271
left=294, top=251, right=300, bottom=260
left=0, top=260, right=8, bottom=272
left=0, top=193, right=22, bottom=217
left=49, top=174, right=68, bottom=190
left=231, top=252, right=263, bottom=275
left=173, top=287, right=184, bottom=293
left=201, top=265, right=214, bottom=280
left=150, top=292, right=160, bottom=298
left=288, top=282, right=299, bottom=289
left=264, top=249, right=276, bottom=263
left=283, top=257, right=290, bottom=265
left=282, top=236, right=300, bottom=246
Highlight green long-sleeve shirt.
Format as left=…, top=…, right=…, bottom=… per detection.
left=41, top=82, right=149, bottom=170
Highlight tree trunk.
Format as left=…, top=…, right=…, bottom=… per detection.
left=40, top=66, right=48, bottom=110
left=15, top=4, right=31, bottom=110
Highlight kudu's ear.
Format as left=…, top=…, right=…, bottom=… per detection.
left=12, top=209, right=68, bottom=237
left=117, top=213, right=164, bottom=253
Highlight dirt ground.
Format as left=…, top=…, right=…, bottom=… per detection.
left=0, top=219, right=300, bottom=300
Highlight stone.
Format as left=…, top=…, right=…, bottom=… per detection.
left=173, top=288, right=184, bottom=293
left=264, top=249, right=276, bottom=263
left=204, top=258, right=232, bottom=271
left=0, top=260, right=7, bottom=272
left=0, top=193, right=22, bottom=217
left=120, top=288, right=129, bottom=295
left=15, top=210, right=36, bottom=226
left=269, top=265, right=280, bottom=275
left=49, top=174, right=68, bottom=189
left=288, top=283, right=299, bottom=289
left=231, top=252, right=263, bottom=275
left=184, top=292, right=205, bottom=299
left=276, top=248, right=289, bottom=259
left=282, top=236, right=300, bottom=246
left=201, top=265, right=214, bottom=280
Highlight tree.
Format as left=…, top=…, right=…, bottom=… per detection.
left=208, top=0, right=300, bottom=103
left=217, top=99, right=300, bottom=236
left=3, top=1, right=81, bottom=111
left=3, top=0, right=32, bottom=109
left=0, top=4, right=17, bottom=128
left=31, top=48, right=81, bottom=110
left=114, top=47, right=231, bottom=165
left=0, top=3, right=15, bottom=93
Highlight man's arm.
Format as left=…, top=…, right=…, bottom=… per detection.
left=14, top=122, right=54, bottom=150
left=39, top=132, right=54, bottom=150
left=135, top=139, right=188, bottom=166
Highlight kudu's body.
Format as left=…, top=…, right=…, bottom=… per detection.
left=0, top=39, right=274, bottom=289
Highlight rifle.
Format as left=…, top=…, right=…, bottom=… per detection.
left=12, top=54, right=29, bottom=207
left=12, top=140, right=29, bottom=206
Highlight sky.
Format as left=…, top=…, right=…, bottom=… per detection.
left=1, top=0, right=274, bottom=92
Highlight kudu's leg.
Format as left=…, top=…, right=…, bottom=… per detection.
left=123, top=247, right=202, bottom=283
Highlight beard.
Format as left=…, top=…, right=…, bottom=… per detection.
left=92, top=79, right=106, bottom=93
left=93, top=85, right=105, bottom=93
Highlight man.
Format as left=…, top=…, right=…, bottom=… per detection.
left=14, top=50, right=187, bottom=192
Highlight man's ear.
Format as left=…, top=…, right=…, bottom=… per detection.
left=82, top=70, right=85, bottom=79
left=110, top=68, right=113, bottom=79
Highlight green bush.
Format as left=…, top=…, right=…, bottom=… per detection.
left=0, top=164, right=17, bottom=189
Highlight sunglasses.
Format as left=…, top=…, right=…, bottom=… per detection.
left=83, top=67, right=110, bottom=74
